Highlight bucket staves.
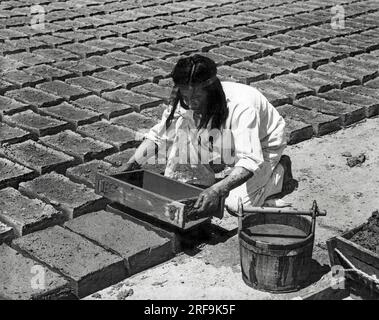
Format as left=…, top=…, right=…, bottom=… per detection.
left=237, top=200, right=326, bottom=293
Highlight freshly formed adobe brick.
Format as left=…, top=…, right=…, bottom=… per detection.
left=140, top=103, right=168, bottom=122
left=64, top=210, right=174, bottom=275
left=0, top=157, right=37, bottom=189
left=0, top=244, right=73, bottom=300
left=0, top=123, right=31, bottom=145
left=228, top=41, right=265, bottom=57
left=174, top=38, right=215, bottom=52
left=23, top=64, right=75, bottom=81
left=104, top=148, right=136, bottom=167
left=143, top=59, right=175, bottom=76
left=158, top=77, right=174, bottom=88
left=40, top=130, right=115, bottom=163
left=0, top=140, right=75, bottom=175
left=58, top=43, right=107, bottom=58
left=270, top=78, right=314, bottom=100
left=19, top=173, right=107, bottom=219
left=73, top=95, right=133, bottom=120
left=317, top=63, right=376, bottom=84
left=270, top=34, right=304, bottom=50
left=5, top=88, right=63, bottom=109
left=294, top=96, right=366, bottom=127
left=277, top=104, right=342, bottom=136
left=233, top=61, right=284, bottom=79
left=284, top=118, right=314, bottom=145
left=0, top=187, right=64, bottom=236
left=0, top=28, right=28, bottom=40
left=294, top=46, right=335, bottom=62
left=107, top=51, right=148, bottom=64
left=33, top=48, right=79, bottom=61
left=273, top=50, right=326, bottom=68
left=255, top=56, right=308, bottom=73
left=131, top=83, right=172, bottom=103
left=162, top=41, right=198, bottom=56
left=119, top=64, right=164, bottom=83
left=310, top=42, right=353, bottom=60
left=0, top=56, right=25, bottom=72
left=36, top=80, right=90, bottom=101
left=1, top=70, right=45, bottom=88
left=253, top=81, right=292, bottom=106
left=102, top=89, right=162, bottom=111
left=66, top=76, right=120, bottom=95
left=210, top=45, right=257, bottom=62
left=276, top=73, right=336, bottom=93
left=39, top=102, right=101, bottom=129
left=0, top=41, right=23, bottom=56
left=13, top=226, right=126, bottom=298
left=211, top=27, right=253, bottom=41
left=128, top=31, right=165, bottom=45
left=128, top=46, right=174, bottom=60
left=55, top=30, right=95, bottom=43
left=77, top=120, right=139, bottom=151
left=364, top=78, right=379, bottom=89
left=344, top=85, right=379, bottom=101
left=111, top=112, right=157, bottom=132
left=299, top=69, right=359, bottom=89
left=85, top=55, right=128, bottom=69
left=66, top=160, right=121, bottom=188
left=217, top=66, right=265, bottom=84
left=3, top=110, right=70, bottom=137
left=343, top=86, right=379, bottom=117
left=6, top=38, right=48, bottom=52
left=193, top=33, right=231, bottom=46
left=78, top=28, right=115, bottom=40
left=85, top=39, right=128, bottom=52
left=0, top=96, right=29, bottom=119
left=93, top=69, right=146, bottom=89
left=0, top=79, right=17, bottom=94
left=319, top=88, right=379, bottom=118
left=0, top=223, right=14, bottom=244
left=289, top=27, right=328, bottom=43
left=53, top=60, right=102, bottom=77
left=338, top=57, right=379, bottom=77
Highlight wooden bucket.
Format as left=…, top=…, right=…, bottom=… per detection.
left=239, top=212, right=315, bottom=292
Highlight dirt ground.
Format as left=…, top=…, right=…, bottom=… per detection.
left=87, top=117, right=379, bottom=300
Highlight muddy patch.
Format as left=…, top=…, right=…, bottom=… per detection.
left=350, top=210, right=379, bottom=253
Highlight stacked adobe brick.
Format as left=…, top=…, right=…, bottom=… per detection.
left=0, top=0, right=378, bottom=299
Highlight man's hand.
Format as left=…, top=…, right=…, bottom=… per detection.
left=194, top=186, right=222, bottom=215
left=192, top=166, right=254, bottom=218
left=120, top=160, right=141, bottom=172
left=119, top=139, right=159, bottom=172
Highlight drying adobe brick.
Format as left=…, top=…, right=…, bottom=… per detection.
left=350, top=210, right=379, bottom=253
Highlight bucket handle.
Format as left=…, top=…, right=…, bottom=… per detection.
left=237, top=199, right=326, bottom=237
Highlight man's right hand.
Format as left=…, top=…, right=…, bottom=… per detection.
left=120, top=160, right=141, bottom=172
left=119, top=139, right=158, bottom=172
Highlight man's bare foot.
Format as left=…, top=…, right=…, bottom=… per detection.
left=279, top=155, right=298, bottom=194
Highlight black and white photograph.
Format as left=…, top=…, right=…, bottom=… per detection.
left=0, top=0, right=378, bottom=304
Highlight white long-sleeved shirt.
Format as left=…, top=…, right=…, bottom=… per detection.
left=145, top=81, right=286, bottom=175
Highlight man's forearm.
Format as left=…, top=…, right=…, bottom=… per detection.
left=127, top=138, right=158, bottom=166
left=211, top=166, right=254, bottom=197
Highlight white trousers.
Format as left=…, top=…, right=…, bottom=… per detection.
left=224, top=146, right=285, bottom=212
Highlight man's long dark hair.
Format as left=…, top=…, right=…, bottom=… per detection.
left=166, top=54, right=228, bottom=130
